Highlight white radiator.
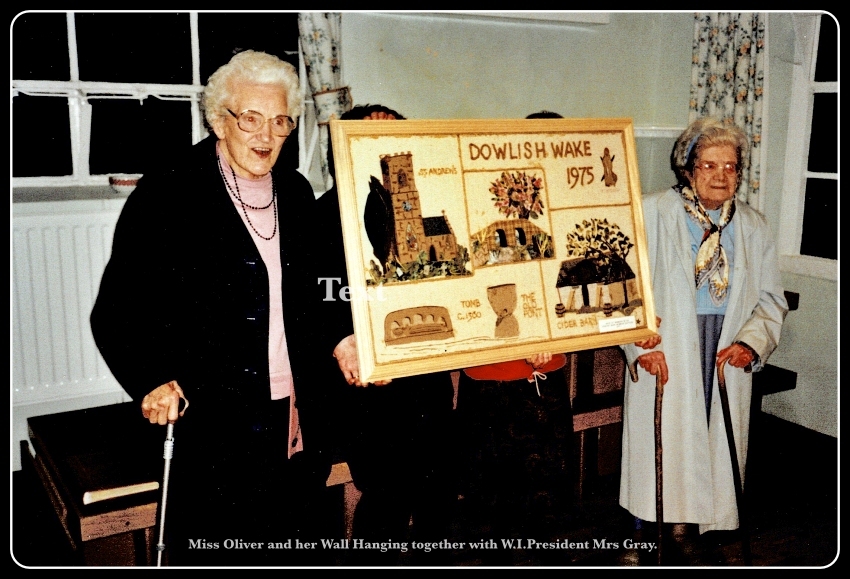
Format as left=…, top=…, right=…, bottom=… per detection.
left=12, top=199, right=132, bottom=469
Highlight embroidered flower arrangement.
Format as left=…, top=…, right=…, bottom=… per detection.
left=490, top=171, right=544, bottom=220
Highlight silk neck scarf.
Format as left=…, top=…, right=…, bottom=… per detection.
left=678, top=185, right=736, bottom=306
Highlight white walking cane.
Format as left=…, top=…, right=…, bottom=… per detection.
left=156, top=421, right=176, bottom=567
left=156, top=393, right=188, bottom=567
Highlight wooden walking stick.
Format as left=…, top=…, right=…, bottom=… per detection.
left=716, top=359, right=752, bottom=565
left=654, top=372, right=664, bottom=566
left=629, top=360, right=664, bottom=566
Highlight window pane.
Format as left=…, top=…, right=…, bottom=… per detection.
left=800, top=178, right=837, bottom=260
left=197, top=13, right=299, bottom=84
left=88, top=98, right=192, bottom=175
left=12, top=12, right=70, bottom=81
left=12, top=95, right=73, bottom=177
left=807, top=93, right=837, bottom=173
left=813, top=14, right=837, bottom=82
left=76, top=13, right=192, bottom=84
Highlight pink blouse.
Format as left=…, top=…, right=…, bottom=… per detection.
left=217, top=143, right=302, bottom=456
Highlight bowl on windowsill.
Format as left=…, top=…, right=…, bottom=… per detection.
left=109, top=174, right=142, bottom=196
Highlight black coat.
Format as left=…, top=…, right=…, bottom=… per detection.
left=90, top=135, right=341, bottom=468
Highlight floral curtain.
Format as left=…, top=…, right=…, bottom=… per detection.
left=298, top=13, right=352, bottom=194
left=689, top=13, right=765, bottom=207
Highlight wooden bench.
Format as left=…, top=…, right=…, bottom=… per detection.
left=24, top=403, right=360, bottom=566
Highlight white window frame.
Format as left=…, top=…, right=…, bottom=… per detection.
left=777, top=12, right=838, bottom=281
left=12, top=11, right=316, bottom=189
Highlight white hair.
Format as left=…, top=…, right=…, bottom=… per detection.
left=203, top=50, right=303, bottom=129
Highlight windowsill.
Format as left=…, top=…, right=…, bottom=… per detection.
left=12, top=185, right=130, bottom=204
left=779, top=254, right=837, bottom=281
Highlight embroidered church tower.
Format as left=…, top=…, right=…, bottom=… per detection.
left=381, top=153, right=427, bottom=264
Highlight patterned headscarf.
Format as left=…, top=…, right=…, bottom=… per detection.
left=678, top=185, right=736, bottom=306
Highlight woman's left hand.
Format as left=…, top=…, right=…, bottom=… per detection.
left=717, top=342, right=755, bottom=369
left=634, top=317, right=662, bottom=350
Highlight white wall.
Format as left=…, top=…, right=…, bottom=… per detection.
left=341, top=12, right=692, bottom=122
left=341, top=12, right=692, bottom=195
left=339, top=11, right=838, bottom=437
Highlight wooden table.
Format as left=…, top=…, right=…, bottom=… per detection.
left=25, top=403, right=163, bottom=566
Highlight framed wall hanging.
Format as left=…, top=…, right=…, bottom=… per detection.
left=330, top=117, right=657, bottom=382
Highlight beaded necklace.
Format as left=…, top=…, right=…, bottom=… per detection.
left=217, top=154, right=277, bottom=240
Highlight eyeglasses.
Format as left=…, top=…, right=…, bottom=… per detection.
left=226, top=109, right=296, bottom=136
left=695, top=160, right=738, bottom=175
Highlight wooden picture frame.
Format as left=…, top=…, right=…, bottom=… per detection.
left=330, top=118, right=657, bottom=382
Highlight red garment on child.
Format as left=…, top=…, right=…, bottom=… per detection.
left=463, top=354, right=567, bottom=381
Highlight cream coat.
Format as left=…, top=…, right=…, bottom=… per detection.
left=620, top=188, right=787, bottom=532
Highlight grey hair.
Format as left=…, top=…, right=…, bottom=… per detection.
left=670, top=117, right=749, bottom=187
left=203, top=50, right=303, bottom=130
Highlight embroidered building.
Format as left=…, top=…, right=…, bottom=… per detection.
left=554, top=254, right=640, bottom=315
left=471, top=218, right=551, bottom=254
left=372, top=152, right=459, bottom=265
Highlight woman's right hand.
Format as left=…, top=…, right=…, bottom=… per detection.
left=333, top=334, right=391, bottom=386
left=636, top=351, right=668, bottom=385
left=141, top=380, right=188, bottom=425
left=525, top=352, right=553, bottom=369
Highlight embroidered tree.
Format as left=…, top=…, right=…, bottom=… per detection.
left=490, top=171, right=544, bottom=219
left=566, top=218, right=632, bottom=259
left=565, top=218, right=633, bottom=282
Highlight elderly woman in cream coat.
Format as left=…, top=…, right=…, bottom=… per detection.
left=620, top=117, right=787, bottom=534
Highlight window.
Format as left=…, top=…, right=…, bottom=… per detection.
left=515, top=228, right=526, bottom=245
left=12, top=11, right=303, bottom=187
left=778, top=12, right=838, bottom=279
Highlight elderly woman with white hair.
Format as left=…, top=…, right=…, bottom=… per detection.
left=620, top=117, right=788, bottom=544
left=91, top=50, right=337, bottom=566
